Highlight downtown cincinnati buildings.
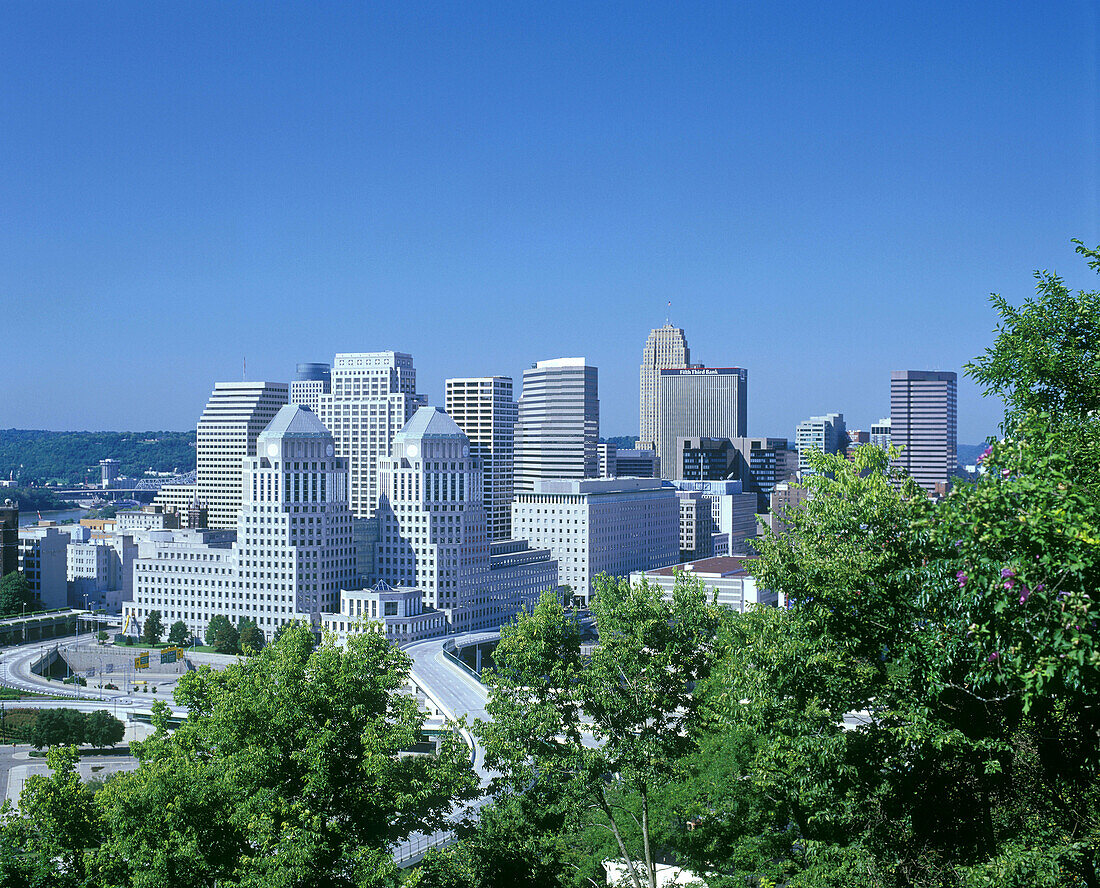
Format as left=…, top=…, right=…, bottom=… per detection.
left=639, top=324, right=691, bottom=455
left=890, top=370, right=957, bottom=492
left=445, top=376, right=517, bottom=542
left=657, top=368, right=748, bottom=479
left=513, top=358, right=600, bottom=492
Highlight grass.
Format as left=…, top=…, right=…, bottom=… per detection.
left=0, top=686, right=68, bottom=701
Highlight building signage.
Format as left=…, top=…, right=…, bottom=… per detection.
left=661, top=368, right=746, bottom=378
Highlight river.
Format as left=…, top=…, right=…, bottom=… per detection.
left=18, top=508, right=89, bottom=527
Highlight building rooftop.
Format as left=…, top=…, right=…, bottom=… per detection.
left=646, top=555, right=758, bottom=578
left=399, top=407, right=467, bottom=440
left=260, top=404, right=332, bottom=439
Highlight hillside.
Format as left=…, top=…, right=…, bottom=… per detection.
left=0, top=430, right=196, bottom=486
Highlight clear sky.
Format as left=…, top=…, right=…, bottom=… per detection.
left=2, top=2, right=1097, bottom=443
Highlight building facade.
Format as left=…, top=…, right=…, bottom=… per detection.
left=511, top=478, right=678, bottom=605
left=670, top=479, right=759, bottom=555
left=489, top=538, right=559, bottom=616
left=318, top=352, right=424, bottom=521
left=375, top=408, right=490, bottom=632
left=445, top=376, right=517, bottom=542
left=18, top=525, right=70, bottom=608
left=795, top=412, right=846, bottom=478
left=870, top=417, right=892, bottom=451
left=0, top=499, right=17, bottom=578
left=514, top=358, right=600, bottom=493
left=290, top=362, right=331, bottom=413
left=639, top=325, right=691, bottom=453
left=320, top=581, right=446, bottom=646
left=890, top=370, right=957, bottom=493
left=658, top=368, right=747, bottom=479
left=632, top=555, right=777, bottom=610
left=196, top=381, right=289, bottom=529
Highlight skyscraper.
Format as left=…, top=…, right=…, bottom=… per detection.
left=639, top=325, right=690, bottom=453
left=657, top=368, right=748, bottom=479
left=795, top=412, right=846, bottom=477
left=890, top=370, right=957, bottom=492
left=317, top=352, right=425, bottom=519
left=290, top=362, right=331, bottom=413
left=196, top=381, right=289, bottom=529
left=376, top=407, right=489, bottom=631
left=445, top=376, right=517, bottom=541
left=514, top=358, right=599, bottom=493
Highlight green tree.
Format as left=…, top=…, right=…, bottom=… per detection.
left=967, top=240, right=1100, bottom=430
left=15, top=745, right=102, bottom=882
left=96, top=630, right=108, bottom=644
left=205, top=614, right=239, bottom=654
left=91, top=622, right=478, bottom=887
left=0, top=571, right=35, bottom=617
left=475, top=575, right=723, bottom=888
left=167, top=620, right=188, bottom=647
left=237, top=618, right=265, bottom=654
left=140, top=610, right=163, bottom=646
left=84, top=711, right=124, bottom=752
left=29, top=709, right=88, bottom=750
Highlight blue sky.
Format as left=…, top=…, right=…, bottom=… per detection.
left=2, top=2, right=1097, bottom=442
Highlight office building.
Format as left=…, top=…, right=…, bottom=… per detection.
left=632, top=555, right=778, bottom=611
left=318, top=352, right=425, bottom=520
left=489, top=539, right=559, bottom=615
left=658, top=368, right=747, bottom=479
left=598, top=442, right=617, bottom=478
left=99, top=459, right=120, bottom=488
left=514, top=358, right=600, bottom=493
left=795, top=412, right=846, bottom=477
left=320, top=582, right=447, bottom=646
left=670, top=480, right=759, bottom=555
left=511, top=478, right=678, bottom=605
left=0, top=499, right=17, bottom=578
left=764, top=482, right=812, bottom=536
left=445, top=376, right=517, bottom=541
left=196, top=381, right=289, bottom=529
left=18, top=525, right=70, bottom=608
left=870, top=418, right=892, bottom=450
left=126, top=405, right=356, bottom=642
left=639, top=325, right=691, bottom=453
left=67, top=534, right=137, bottom=611
left=677, top=491, right=717, bottom=562
left=375, top=407, right=490, bottom=631
left=290, top=362, right=331, bottom=413
left=891, top=370, right=958, bottom=493
left=614, top=448, right=660, bottom=478
left=152, top=484, right=200, bottom=527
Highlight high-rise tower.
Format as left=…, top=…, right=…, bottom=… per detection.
left=514, top=358, right=599, bottom=493
left=290, top=363, right=331, bottom=413
left=376, top=408, right=489, bottom=631
left=657, top=368, right=747, bottom=479
left=445, top=376, right=517, bottom=541
left=241, top=405, right=356, bottom=620
left=317, top=352, right=425, bottom=519
left=196, top=381, right=289, bottom=529
left=639, top=325, right=690, bottom=453
left=890, top=370, right=957, bottom=492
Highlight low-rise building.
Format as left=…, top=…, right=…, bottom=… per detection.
left=631, top=555, right=778, bottom=610
left=320, top=582, right=446, bottom=646
left=489, top=539, right=559, bottom=615
left=511, top=478, right=678, bottom=604
left=18, top=525, right=71, bottom=608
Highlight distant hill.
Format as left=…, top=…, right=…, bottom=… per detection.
left=957, top=442, right=992, bottom=469
left=0, top=430, right=196, bottom=486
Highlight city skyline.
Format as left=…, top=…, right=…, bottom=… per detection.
left=4, top=3, right=1097, bottom=442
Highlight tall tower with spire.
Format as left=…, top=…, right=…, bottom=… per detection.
left=639, top=324, right=690, bottom=454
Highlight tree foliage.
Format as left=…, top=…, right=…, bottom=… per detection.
left=237, top=618, right=265, bottom=654
left=167, top=619, right=189, bottom=647
left=206, top=614, right=240, bottom=654
left=0, top=571, right=36, bottom=617
left=140, top=610, right=163, bottom=646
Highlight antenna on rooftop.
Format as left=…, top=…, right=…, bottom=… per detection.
left=666, top=300, right=671, bottom=325
left=243, top=357, right=246, bottom=380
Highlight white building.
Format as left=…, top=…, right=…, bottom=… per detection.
left=152, top=484, right=200, bottom=527
left=115, top=507, right=179, bottom=533
left=670, top=480, right=758, bottom=555
left=318, top=352, right=425, bottom=520
left=67, top=535, right=137, bottom=611
left=319, top=581, right=446, bottom=646
left=870, top=417, right=892, bottom=451
left=18, top=525, right=71, bottom=609
left=511, top=478, right=678, bottom=605
left=489, top=539, right=559, bottom=617
left=446, top=376, right=517, bottom=542
left=514, top=358, right=599, bottom=493
left=376, top=408, right=490, bottom=632
left=795, top=412, right=846, bottom=478
left=125, top=405, right=357, bottom=642
left=290, top=362, right=331, bottom=413
left=639, top=324, right=691, bottom=454
left=631, top=555, right=778, bottom=611
left=197, top=381, right=289, bottom=528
